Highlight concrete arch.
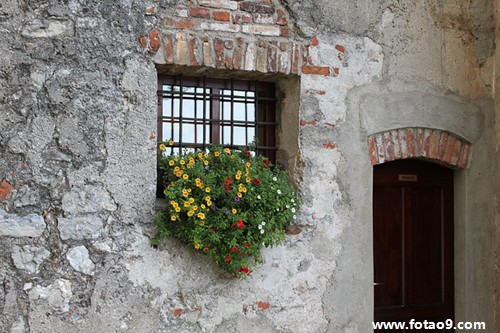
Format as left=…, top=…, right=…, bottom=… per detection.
left=368, top=127, right=470, bottom=169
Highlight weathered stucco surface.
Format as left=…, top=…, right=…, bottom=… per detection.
left=0, top=0, right=498, bottom=332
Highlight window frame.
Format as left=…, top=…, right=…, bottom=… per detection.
left=157, top=74, right=278, bottom=161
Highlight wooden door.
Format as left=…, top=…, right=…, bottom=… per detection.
left=373, top=159, right=454, bottom=331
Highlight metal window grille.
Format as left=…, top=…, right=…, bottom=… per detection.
left=157, top=75, right=278, bottom=160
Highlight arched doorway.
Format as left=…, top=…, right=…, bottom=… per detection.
left=373, top=159, right=454, bottom=329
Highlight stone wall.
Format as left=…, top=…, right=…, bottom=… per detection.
left=0, top=1, right=498, bottom=332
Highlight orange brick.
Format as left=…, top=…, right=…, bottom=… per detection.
left=0, top=179, right=13, bottom=201
left=301, top=66, right=330, bottom=76
left=213, top=10, right=230, bottom=21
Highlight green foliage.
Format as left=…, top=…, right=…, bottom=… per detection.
left=152, top=144, right=300, bottom=278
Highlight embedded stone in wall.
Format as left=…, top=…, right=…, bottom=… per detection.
left=29, top=279, right=73, bottom=312
left=11, top=245, right=51, bottom=274
left=21, top=19, right=75, bottom=38
left=66, top=245, right=95, bottom=276
left=0, top=209, right=46, bottom=238
left=58, top=215, right=103, bottom=240
left=61, top=185, right=117, bottom=216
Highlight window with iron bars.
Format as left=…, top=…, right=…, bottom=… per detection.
left=157, top=74, right=278, bottom=196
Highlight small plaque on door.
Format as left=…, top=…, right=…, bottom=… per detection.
left=398, top=174, right=417, bottom=181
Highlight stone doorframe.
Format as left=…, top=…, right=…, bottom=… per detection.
left=354, top=83, right=496, bottom=331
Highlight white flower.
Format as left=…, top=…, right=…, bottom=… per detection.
left=277, top=189, right=281, bottom=195
left=276, top=208, right=280, bottom=211
left=292, top=208, right=296, bottom=213
left=262, top=222, right=266, bottom=226
left=273, top=177, right=277, bottom=181
left=286, top=205, right=290, bottom=209
left=250, top=151, right=256, bottom=157
left=260, top=229, right=265, bottom=234
left=258, top=225, right=262, bottom=230
left=257, top=195, right=261, bottom=200
left=293, top=214, right=297, bottom=219
left=291, top=199, right=295, bottom=203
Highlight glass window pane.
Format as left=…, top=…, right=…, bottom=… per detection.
left=247, top=104, right=255, bottom=122
left=233, top=127, right=246, bottom=145
left=181, top=123, right=195, bottom=143
left=162, top=123, right=172, bottom=141
left=247, top=127, right=255, bottom=144
left=222, top=102, right=231, bottom=120
left=222, top=126, right=231, bottom=145
left=173, top=99, right=180, bottom=117
left=162, top=98, right=172, bottom=118
left=182, top=99, right=195, bottom=119
left=233, top=103, right=246, bottom=121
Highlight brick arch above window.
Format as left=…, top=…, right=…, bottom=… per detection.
left=368, top=128, right=470, bottom=169
left=139, top=0, right=339, bottom=78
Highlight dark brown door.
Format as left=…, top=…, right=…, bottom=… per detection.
left=373, top=159, right=454, bottom=331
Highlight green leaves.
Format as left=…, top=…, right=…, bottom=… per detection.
left=153, top=145, right=300, bottom=278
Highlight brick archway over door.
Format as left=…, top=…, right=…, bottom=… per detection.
left=368, top=128, right=470, bottom=169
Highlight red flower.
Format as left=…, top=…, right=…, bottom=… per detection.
left=244, top=243, right=251, bottom=248
left=231, top=246, right=238, bottom=253
left=252, top=178, right=260, bottom=186
left=210, top=228, right=216, bottom=233
left=263, top=160, right=270, bottom=168
left=236, top=220, right=244, bottom=229
left=238, top=267, right=249, bottom=274
left=225, top=256, right=231, bottom=262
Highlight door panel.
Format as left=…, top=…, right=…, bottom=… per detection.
left=373, top=159, right=454, bottom=330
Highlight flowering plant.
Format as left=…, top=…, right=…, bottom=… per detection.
left=152, top=143, right=300, bottom=278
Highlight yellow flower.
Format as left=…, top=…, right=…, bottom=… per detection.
left=205, top=196, right=211, bottom=202
left=170, top=200, right=176, bottom=205
left=205, top=187, right=211, bottom=193
left=172, top=202, right=179, bottom=207
left=203, top=160, right=209, bottom=166
left=168, top=160, right=175, bottom=166
left=232, top=208, right=237, bottom=214
left=182, top=174, right=189, bottom=180
left=194, top=243, right=200, bottom=249
left=246, top=177, right=251, bottom=183
left=197, top=213, right=205, bottom=219
left=235, top=174, right=241, bottom=180
left=206, top=200, right=212, bottom=206
left=237, top=192, right=242, bottom=198
left=224, top=148, right=230, bottom=153
left=189, top=197, right=195, bottom=203
left=168, top=140, right=174, bottom=146
left=159, top=144, right=166, bottom=151
left=246, top=162, right=251, bottom=167
left=175, top=207, right=181, bottom=213
left=195, top=178, right=201, bottom=183
left=174, top=166, right=180, bottom=172
left=189, top=157, right=195, bottom=164
left=187, top=211, right=194, bottom=217
left=188, top=188, right=192, bottom=192
left=214, top=151, right=220, bottom=157
left=192, top=205, right=198, bottom=211
left=163, top=189, right=168, bottom=195
left=184, top=201, right=190, bottom=208
left=171, top=216, right=177, bottom=221
left=197, top=152, right=203, bottom=159
left=242, top=187, right=247, bottom=193
left=201, top=204, right=206, bottom=209
left=180, top=160, right=185, bottom=165
left=182, top=191, right=188, bottom=197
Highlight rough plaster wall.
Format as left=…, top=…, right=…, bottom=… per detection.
left=0, top=1, right=497, bottom=333
left=494, top=0, right=500, bottom=332
left=0, top=0, right=158, bottom=331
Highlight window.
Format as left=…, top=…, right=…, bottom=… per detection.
left=157, top=75, right=277, bottom=160
left=157, top=74, right=278, bottom=196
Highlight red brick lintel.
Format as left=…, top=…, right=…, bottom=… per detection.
left=368, top=128, right=470, bottom=169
